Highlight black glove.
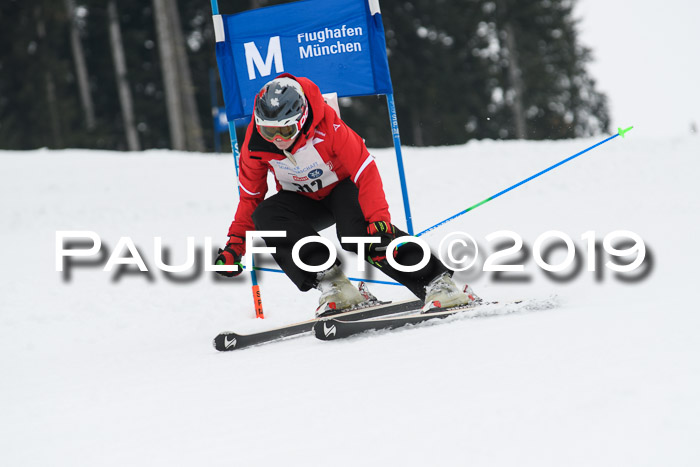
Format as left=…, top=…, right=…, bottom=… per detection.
left=215, top=236, right=245, bottom=277
left=366, top=221, right=397, bottom=267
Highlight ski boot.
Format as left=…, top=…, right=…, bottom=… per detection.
left=422, top=272, right=481, bottom=313
left=315, top=265, right=366, bottom=317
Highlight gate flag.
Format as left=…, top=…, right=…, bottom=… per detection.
left=213, top=0, right=392, bottom=120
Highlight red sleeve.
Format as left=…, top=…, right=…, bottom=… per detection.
left=226, top=133, right=269, bottom=246
left=329, top=109, right=391, bottom=225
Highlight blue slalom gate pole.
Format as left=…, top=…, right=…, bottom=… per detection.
left=416, top=132, right=622, bottom=237
left=227, top=121, right=240, bottom=174
left=386, top=93, right=414, bottom=235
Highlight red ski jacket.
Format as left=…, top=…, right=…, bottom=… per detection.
left=226, top=74, right=391, bottom=245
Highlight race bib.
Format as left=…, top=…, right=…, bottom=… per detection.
left=269, top=139, right=339, bottom=193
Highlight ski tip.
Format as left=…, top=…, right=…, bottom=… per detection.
left=213, top=333, right=240, bottom=351
left=314, top=319, right=340, bottom=340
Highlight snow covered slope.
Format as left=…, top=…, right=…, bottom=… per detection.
left=1, top=135, right=698, bottom=466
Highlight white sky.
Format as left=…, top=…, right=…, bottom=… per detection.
left=575, top=0, right=700, bottom=137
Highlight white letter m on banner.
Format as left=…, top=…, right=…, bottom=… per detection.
left=244, top=36, right=284, bottom=80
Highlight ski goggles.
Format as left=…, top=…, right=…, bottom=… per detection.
left=257, top=122, right=302, bottom=142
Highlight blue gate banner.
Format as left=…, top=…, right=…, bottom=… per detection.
left=213, top=0, right=392, bottom=121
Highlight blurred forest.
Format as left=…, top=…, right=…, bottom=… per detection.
left=0, top=0, right=609, bottom=151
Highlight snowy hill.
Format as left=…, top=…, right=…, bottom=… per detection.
left=1, top=134, right=699, bottom=466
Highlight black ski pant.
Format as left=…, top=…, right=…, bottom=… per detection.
left=251, top=179, right=449, bottom=299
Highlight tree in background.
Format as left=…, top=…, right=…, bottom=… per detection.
left=371, top=0, right=500, bottom=146
left=488, top=0, right=609, bottom=139
left=152, top=0, right=187, bottom=151
left=354, top=0, right=609, bottom=145
left=107, top=0, right=140, bottom=151
left=0, top=0, right=609, bottom=151
left=0, top=1, right=76, bottom=149
left=152, top=0, right=205, bottom=152
left=65, top=0, right=96, bottom=132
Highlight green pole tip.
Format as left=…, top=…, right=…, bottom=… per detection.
left=618, top=126, right=634, bottom=138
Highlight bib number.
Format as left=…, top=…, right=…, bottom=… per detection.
left=293, top=180, right=324, bottom=192
left=269, top=140, right=338, bottom=193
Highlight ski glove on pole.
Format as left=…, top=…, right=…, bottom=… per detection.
left=366, top=221, right=397, bottom=267
left=215, top=235, right=245, bottom=277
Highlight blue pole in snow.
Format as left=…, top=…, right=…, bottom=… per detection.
left=415, top=132, right=621, bottom=237
left=211, top=0, right=263, bottom=316
left=386, top=93, right=414, bottom=235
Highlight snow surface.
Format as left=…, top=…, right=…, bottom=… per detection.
left=1, top=135, right=699, bottom=466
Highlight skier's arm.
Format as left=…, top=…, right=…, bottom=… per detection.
left=225, top=150, right=269, bottom=252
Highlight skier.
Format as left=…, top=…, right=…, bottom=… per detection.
left=215, top=74, right=477, bottom=316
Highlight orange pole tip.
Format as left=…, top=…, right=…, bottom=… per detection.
left=252, top=284, right=264, bottom=319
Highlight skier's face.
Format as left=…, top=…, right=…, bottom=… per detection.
left=271, top=134, right=297, bottom=150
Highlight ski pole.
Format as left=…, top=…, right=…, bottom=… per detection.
left=249, top=259, right=264, bottom=319
left=211, top=0, right=264, bottom=318
left=415, top=129, right=629, bottom=237
left=231, top=130, right=265, bottom=319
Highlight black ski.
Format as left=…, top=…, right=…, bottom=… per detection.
left=314, top=300, right=521, bottom=340
left=213, top=298, right=423, bottom=351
